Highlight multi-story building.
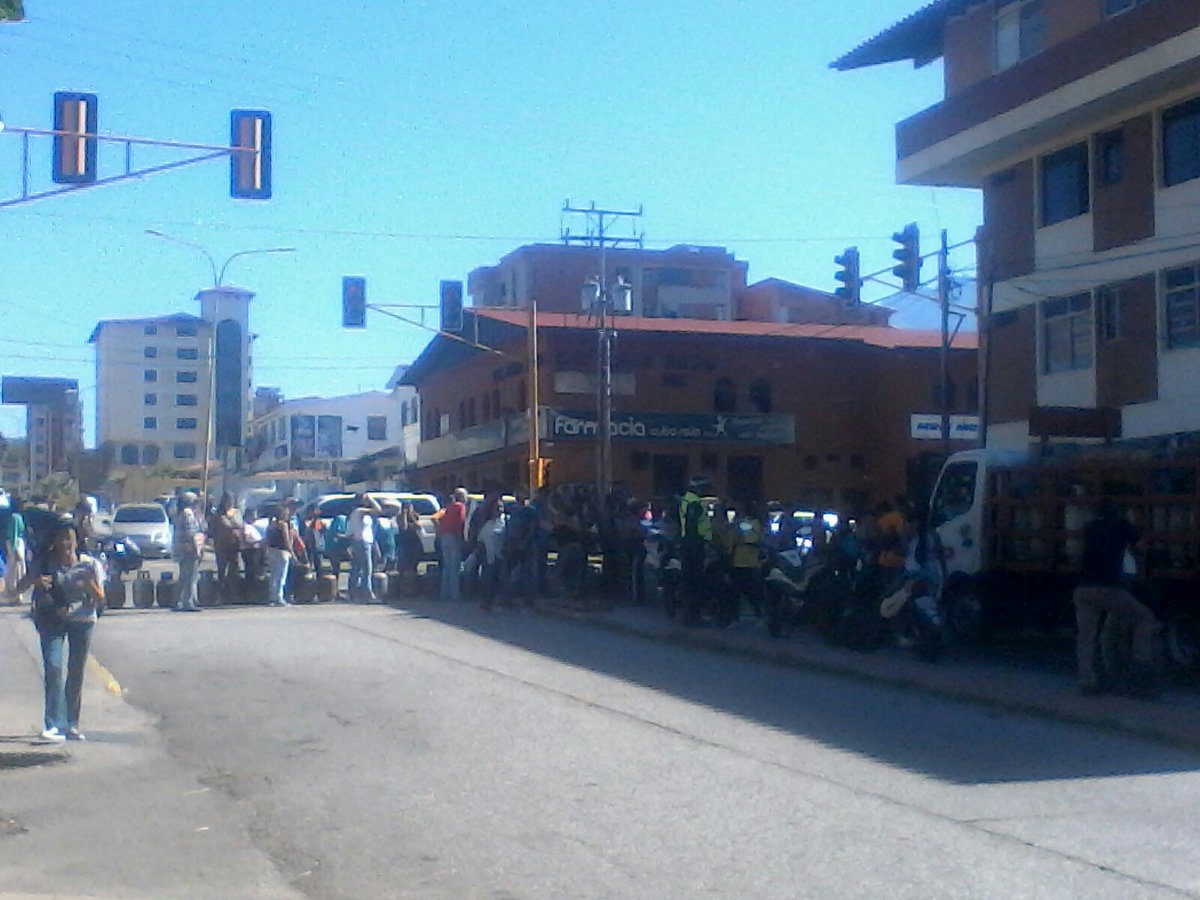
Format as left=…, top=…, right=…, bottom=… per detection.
left=837, top=0, right=1200, bottom=449
left=402, top=308, right=978, bottom=511
left=89, top=286, right=255, bottom=471
left=0, top=376, right=83, bottom=484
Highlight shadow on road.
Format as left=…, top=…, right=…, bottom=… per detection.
left=385, top=598, right=1200, bottom=786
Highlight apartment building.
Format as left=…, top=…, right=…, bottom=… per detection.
left=837, top=0, right=1200, bottom=448
left=0, top=376, right=84, bottom=483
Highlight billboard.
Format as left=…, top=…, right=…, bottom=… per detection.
left=1, top=376, right=78, bottom=408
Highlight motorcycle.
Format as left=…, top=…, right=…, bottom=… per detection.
left=763, top=546, right=807, bottom=638
left=878, top=532, right=945, bottom=662
left=96, top=535, right=144, bottom=578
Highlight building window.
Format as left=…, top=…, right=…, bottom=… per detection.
left=1163, top=97, right=1200, bottom=188
left=1164, top=262, right=1200, bottom=349
left=144, top=417, right=157, bottom=430
left=176, top=394, right=198, bottom=406
left=748, top=378, right=772, bottom=413
left=144, top=392, right=157, bottom=406
left=176, top=324, right=198, bottom=337
left=367, top=415, right=387, bottom=440
left=1097, top=131, right=1124, bottom=186
left=1041, top=143, right=1089, bottom=225
left=467, top=398, right=476, bottom=427
left=144, top=369, right=158, bottom=383
left=1043, top=293, right=1094, bottom=373
left=713, top=377, right=737, bottom=413
left=173, top=442, right=197, bottom=460
left=143, top=325, right=158, bottom=336
left=176, top=347, right=199, bottom=360
left=994, top=0, right=1045, bottom=72
left=482, top=392, right=492, bottom=422
left=144, top=346, right=158, bottom=359
left=120, top=444, right=139, bottom=465
left=1098, top=285, right=1122, bottom=342
left=142, top=445, right=160, bottom=466
left=458, top=402, right=466, bottom=431
left=176, top=371, right=198, bottom=384
left=493, top=388, right=501, bottom=417
left=176, top=417, right=198, bottom=430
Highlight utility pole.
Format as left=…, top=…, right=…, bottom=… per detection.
left=939, top=229, right=951, bottom=456
left=560, top=200, right=643, bottom=498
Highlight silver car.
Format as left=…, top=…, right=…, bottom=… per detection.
left=112, top=503, right=174, bottom=559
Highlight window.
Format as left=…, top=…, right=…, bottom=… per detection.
left=1164, top=262, right=1200, bottom=349
left=142, top=445, right=160, bottom=465
left=176, top=417, right=198, bottom=430
left=176, top=371, right=198, bottom=383
left=493, top=388, right=501, bottom=416
left=144, top=346, right=158, bottom=359
left=176, top=347, right=199, bottom=360
left=994, top=0, right=1044, bottom=72
left=467, top=398, right=476, bottom=427
left=1041, top=143, right=1089, bottom=225
left=1098, top=285, right=1122, bottom=342
left=713, top=377, right=737, bottom=413
left=1097, top=131, right=1124, bottom=186
left=749, top=378, right=772, bottom=413
left=176, top=394, right=198, bottom=406
left=1163, top=97, right=1200, bottom=187
left=120, top=444, right=139, bottom=465
left=143, top=324, right=158, bottom=336
left=173, top=442, right=197, bottom=460
left=1043, top=293, right=1094, bottom=373
left=144, top=417, right=157, bottom=430
left=175, top=324, right=197, bottom=337
left=144, top=369, right=158, bottom=383
left=144, top=392, right=157, bottom=406
left=1105, top=0, right=1149, bottom=14
left=932, top=461, right=978, bottom=525
left=458, top=402, right=466, bottom=431
left=482, top=392, right=491, bottom=422
left=367, top=415, right=387, bottom=440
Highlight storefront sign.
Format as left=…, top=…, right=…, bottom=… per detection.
left=910, top=414, right=979, bottom=441
left=545, top=408, right=795, bottom=444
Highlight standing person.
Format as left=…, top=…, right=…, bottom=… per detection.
left=396, top=502, right=424, bottom=584
left=347, top=493, right=383, bottom=601
left=72, top=498, right=97, bottom=553
left=677, top=476, right=712, bottom=625
left=1074, top=499, right=1160, bottom=698
left=265, top=505, right=296, bottom=607
left=211, top=494, right=243, bottom=589
left=464, top=491, right=501, bottom=592
left=16, top=522, right=105, bottom=742
left=375, top=504, right=399, bottom=574
left=302, top=506, right=326, bottom=576
left=172, top=492, right=204, bottom=613
left=434, top=488, right=468, bottom=601
left=730, top=501, right=764, bottom=618
left=477, top=500, right=506, bottom=610
left=3, top=498, right=28, bottom=604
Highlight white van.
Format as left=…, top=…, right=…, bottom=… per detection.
left=306, top=492, right=441, bottom=558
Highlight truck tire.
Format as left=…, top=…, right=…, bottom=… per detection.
left=945, top=581, right=986, bottom=644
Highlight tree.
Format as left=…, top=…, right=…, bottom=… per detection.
left=0, top=1, right=25, bottom=23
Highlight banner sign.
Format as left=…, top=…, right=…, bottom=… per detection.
left=545, top=408, right=795, bottom=445
left=910, top=414, right=979, bottom=441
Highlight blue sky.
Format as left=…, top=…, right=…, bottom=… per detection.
left=0, top=0, right=982, bottom=443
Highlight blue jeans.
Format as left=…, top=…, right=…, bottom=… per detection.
left=440, top=533, right=463, bottom=600
left=267, top=548, right=291, bottom=605
left=350, top=542, right=374, bottom=599
left=38, top=619, right=94, bottom=732
left=177, top=554, right=200, bottom=610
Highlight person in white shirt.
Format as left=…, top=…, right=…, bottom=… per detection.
left=347, top=493, right=382, bottom=601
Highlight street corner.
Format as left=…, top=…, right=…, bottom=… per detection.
left=0, top=737, right=70, bottom=770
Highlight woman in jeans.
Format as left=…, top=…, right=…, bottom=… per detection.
left=265, top=506, right=295, bottom=607
left=16, top=522, right=105, bottom=742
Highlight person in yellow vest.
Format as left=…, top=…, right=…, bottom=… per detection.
left=730, top=501, right=764, bottom=618
left=677, top=477, right=712, bottom=625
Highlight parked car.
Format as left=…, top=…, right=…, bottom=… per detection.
left=305, top=492, right=441, bottom=558
left=111, top=503, right=174, bottom=558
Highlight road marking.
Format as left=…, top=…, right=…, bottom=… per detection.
left=87, top=656, right=122, bottom=694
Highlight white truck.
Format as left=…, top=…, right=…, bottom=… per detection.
left=929, top=447, right=1200, bottom=674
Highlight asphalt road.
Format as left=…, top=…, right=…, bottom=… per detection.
left=81, top=600, right=1200, bottom=899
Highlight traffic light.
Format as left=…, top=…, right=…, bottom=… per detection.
left=440, top=280, right=464, bottom=333
left=342, top=276, right=367, bottom=328
left=230, top=109, right=272, bottom=199
left=834, top=247, right=861, bottom=305
left=892, top=222, right=921, bottom=292
left=52, top=92, right=98, bottom=184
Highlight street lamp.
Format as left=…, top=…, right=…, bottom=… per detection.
left=144, top=230, right=296, bottom=505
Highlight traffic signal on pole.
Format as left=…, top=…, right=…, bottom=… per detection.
left=440, top=280, right=464, bottom=333
left=230, top=109, right=272, bottom=199
left=833, top=246, right=861, bottom=305
left=52, top=92, right=98, bottom=184
left=342, top=276, right=367, bottom=328
left=892, top=222, right=921, bottom=292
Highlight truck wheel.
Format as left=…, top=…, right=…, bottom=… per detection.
left=1164, top=611, right=1200, bottom=677
left=945, top=583, right=986, bottom=644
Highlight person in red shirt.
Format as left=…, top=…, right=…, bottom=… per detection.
left=435, top=488, right=468, bottom=601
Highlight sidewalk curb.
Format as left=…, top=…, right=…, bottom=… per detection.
left=537, top=603, right=1200, bottom=753
left=0, top=742, right=70, bottom=769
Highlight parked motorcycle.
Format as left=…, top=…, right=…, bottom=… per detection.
left=96, top=535, right=144, bottom=577
left=878, top=530, right=946, bottom=662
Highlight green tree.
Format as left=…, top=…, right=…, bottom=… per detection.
left=0, top=1, right=25, bottom=23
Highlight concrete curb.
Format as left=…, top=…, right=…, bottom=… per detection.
left=536, top=602, right=1200, bottom=752
left=0, top=741, right=70, bottom=769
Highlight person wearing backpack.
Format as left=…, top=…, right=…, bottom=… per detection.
left=677, top=476, right=712, bottom=625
